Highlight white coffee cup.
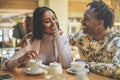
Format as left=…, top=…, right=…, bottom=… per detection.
left=71, top=62, right=86, bottom=71
left=29, top=59, right=42, bottom=73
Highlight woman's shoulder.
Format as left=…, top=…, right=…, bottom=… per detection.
left=24, top=32, right=33, bottom=38
left=21, top=32, right=33, bottom=47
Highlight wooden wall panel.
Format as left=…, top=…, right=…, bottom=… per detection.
left=0, top=0, right=38, bottom=9
left=68, top=0, right=112, bottom=18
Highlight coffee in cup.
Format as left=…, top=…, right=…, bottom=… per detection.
left=28, top=59, right=42, bottom=73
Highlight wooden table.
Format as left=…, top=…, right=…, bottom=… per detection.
left=0, top=68, right=113, bottom=80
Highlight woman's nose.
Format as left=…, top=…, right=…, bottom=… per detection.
left=51, top=20, right=56, bottom=26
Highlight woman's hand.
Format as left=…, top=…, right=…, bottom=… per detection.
left=53, top=28, right=63, bottom=37
left=18, top=51, right=38, bottom=64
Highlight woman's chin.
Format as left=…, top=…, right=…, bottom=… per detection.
left=44, top=32, right=53, bottom=35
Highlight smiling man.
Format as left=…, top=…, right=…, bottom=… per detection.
left=69, top=0, right=120, bottom=79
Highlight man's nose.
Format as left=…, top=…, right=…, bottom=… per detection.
left=81, top=19, right=84, bottom=25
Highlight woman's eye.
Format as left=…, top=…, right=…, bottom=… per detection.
left=52, top=17, right=57, bottom=20
left=43, top=17, right=57, bottom=23
left=44, top=20, right=50, bottom=23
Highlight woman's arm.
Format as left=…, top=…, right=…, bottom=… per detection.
left=54, top=34, right=73, bottom=68
left=2, top=38, right=38, bottom=70
left=2, top=49, right=25, bottom=70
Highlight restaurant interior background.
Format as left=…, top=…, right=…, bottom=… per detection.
left=0, top=0, right=120, bottom=61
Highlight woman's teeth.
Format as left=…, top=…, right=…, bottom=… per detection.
left=51, top=28, right=56, bottom=30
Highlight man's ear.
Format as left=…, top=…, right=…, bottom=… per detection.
left=98, top=20, right=104, bottom=26
left=96, top=20, right=104, bottom=30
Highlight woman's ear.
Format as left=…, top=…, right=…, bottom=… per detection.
left=56, top=20, right=59, bottom=29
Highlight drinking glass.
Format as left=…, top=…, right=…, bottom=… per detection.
left=76, top=71, right=89, bottom=80
left=45, top=74, right=67, bottom=80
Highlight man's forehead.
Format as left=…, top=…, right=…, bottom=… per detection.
left=84, top=8, right=97, bottom=18
left=84, top=8, right=97, bottom=17
left=85, top=8, right=96, bottom=13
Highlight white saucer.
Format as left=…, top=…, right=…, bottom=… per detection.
left=66, top=68, right=89, bottom=74
left=24, top=68, right=46, bottom=76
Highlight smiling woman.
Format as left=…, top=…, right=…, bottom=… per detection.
left=42, top=11, right=59, bottom=36
left=2, top=6, right=72, bottom=70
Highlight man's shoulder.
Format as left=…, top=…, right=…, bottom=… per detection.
left=108, top=29, right=120, bottom=38
left=107, top=29, right=120, bottom=47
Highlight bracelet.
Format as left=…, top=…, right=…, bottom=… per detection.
left=18, top=57, right=22, bottom=64
left=5, top=60, right=11, bottom=69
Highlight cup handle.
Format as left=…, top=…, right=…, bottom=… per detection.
left=85, top=64, right=90, bottom=69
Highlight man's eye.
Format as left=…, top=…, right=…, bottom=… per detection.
left=84, top=18, right=89, bottom=21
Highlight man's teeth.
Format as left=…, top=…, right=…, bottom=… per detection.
left=83, top=26, right=86, bottom=28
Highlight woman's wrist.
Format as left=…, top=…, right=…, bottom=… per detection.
left=18, top=57, right=23, bottom=64
left=53, top=32, right=60, bottom=37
